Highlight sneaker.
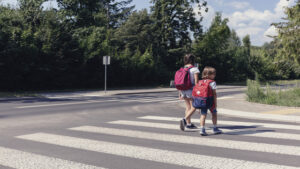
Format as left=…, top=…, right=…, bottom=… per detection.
left=213, top=127, right=222, bottom=134
left=180, top=118, right=187, bottom=131
left=186, top=123, right=198, bottom=129
left=199, top=128, right=208, bottom=136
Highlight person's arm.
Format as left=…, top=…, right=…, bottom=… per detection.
left=212, top=89, right=217, bottom=108
left=194, top=73, right=199, bottom=85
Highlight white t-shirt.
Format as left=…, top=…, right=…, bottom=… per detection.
left=210, top=81, right=217, bottom=90
left=185, top=66, right=200, bottom=85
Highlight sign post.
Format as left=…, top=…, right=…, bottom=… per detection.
left=103, top=56, right=111, bottom=93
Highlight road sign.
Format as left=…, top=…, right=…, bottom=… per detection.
left=103, top=56, right=111, bottom=94
left=103, top=56, right=111, bottom=65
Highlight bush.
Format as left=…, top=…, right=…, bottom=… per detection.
left=246, top=79, right=265, bottom=102
left=246, top=79, right=300, bottom=107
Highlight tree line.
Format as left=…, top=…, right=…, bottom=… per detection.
left=0, top=0, right=299, bottom=91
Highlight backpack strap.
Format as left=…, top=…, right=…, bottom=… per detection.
left=199, top=79, right=214, bottom=86
left=183, top=65, right=194, bottom=72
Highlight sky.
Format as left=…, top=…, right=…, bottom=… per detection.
left=1, top=0, right=296, bottom=46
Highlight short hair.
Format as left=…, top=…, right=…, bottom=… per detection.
left=202, top=66, right=216, bottom=79
left=183, top=54, right=195, bottom=65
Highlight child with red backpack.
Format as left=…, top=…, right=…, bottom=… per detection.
left=174, top=54, right=200, bottom=130
left=182, top=66, right=222, bottom=136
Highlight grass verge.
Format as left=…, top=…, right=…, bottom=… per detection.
left=0, top=92, right=40, bottom=98
left=246, top=79, right=300, bottom=107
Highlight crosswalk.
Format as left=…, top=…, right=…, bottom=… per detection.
left=2, top=114, right=300, bottom=169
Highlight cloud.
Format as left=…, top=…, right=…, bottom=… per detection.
left=0, top=0, right=18, bottom=7
left=228, top=1, right=250, bottom=10
left=194, top=4, right=216, bottom=29
left=225, top=0, right=296, bottom=45
left=236, top=27, right=264, bottom=38
left=275, top=0, right=295, bottom=16
left=263, top=25, right=279, bottom=43
left=264, top=25, right=278, bottom=37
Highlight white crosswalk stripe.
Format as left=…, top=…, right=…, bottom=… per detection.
left=0, top=147, right=105, bottom=169
left=68, top=126, right=300, bottom=156
left=108, top=120, right=300, bottom=141
left=138, top=115, right=300, bottom=131
left=3, top=114, right=298, bottom=169
left=16, top=133, right=298, bottom=169
left=121, top=97, right=178, bottom=103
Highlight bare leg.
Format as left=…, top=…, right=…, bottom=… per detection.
left=200, top=114, right=207, bottom=127
left=185, top=106, right=196, bottom=122
left=184, top=98, right=192, bottom=123
left=212, top=113, right=217, bottom=126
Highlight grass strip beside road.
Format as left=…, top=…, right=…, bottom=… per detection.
left=246, top=79, right=300, bottom=107
left=0, top=92, right=40, bottom=98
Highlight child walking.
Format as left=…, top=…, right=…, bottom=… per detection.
left=183, top=66, right=222, bottom=136
left=178, top=54, right=200, bottom=130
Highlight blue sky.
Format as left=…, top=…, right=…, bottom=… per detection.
left=1, top=0, right=296, bottom=46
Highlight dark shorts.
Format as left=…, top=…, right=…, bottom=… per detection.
left=200, top=104, right=217, bottom=115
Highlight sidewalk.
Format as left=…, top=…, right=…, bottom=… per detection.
left=214, top=93, right=300, bottom=123
left=41, top=88, right=177, bottom=99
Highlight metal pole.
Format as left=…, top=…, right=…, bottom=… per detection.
left=105, top=62, right=107, bottom=93
left=105, top=2, right=109, bottom=94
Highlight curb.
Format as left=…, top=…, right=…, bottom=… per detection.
left=40, top=88, right=177, bottom=99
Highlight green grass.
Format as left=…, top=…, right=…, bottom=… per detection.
left=246, top=79, right=300, bottom=107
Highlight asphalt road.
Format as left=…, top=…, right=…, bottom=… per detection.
left=0, top=88, right=299, bottom=169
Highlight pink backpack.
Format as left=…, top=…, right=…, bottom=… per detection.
left=174, top=66, right=194, bottom=90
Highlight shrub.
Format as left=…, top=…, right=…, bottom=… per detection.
left=246, top=79, right=265, bottom=102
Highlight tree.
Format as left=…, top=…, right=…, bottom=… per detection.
left=193, top=12, right=231, bottom=82
left=57, top=0, right=134, bottom=28
left=150, top=0, right=207, bottom=75
left=229, top=29, right=241, bottom=48
left=272, top=0, right=300, bottom=64
left=242, top=35, right=251, bottom=55
left=151, top=0, right=207, bottom=50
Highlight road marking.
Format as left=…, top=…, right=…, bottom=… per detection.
left=138, top=115, right=300, bottom=131
left=162, top=96, right=233, bottom=104
left=218, top=96, right=234, bottom=100
left=262, top=109, right=300, bottom=115
left=16, top=100, right=118, bottom=109
left=108, top=120, right=300, bottom=141
left=218, top=108, right=300, bottom=123
left=139, top=98, right=177, bottom=103
left=0, top=146, right=105, bottom=169
left=162, top=100, right=183, bottom=103
left=69, top=126, right=300, bottom=156
left=121, top=97, right=177, bottom=103
left=16, top=133, right=299, bottom=169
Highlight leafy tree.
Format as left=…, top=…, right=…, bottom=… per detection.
left=150, top=0, right=207, bottom=73
left=272, top=0, right=300, bottom=64
left=193, top=12, right=232, bottom=82
left=151, top=0, right=207, bottom=50
left=228, top=29, right=241, bottom=48
left=57, top=0, right=134, bottom=28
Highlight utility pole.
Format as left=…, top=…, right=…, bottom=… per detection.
left=103, top=1, right=110, bottom=94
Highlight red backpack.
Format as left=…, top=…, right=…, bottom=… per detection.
left=174, top=66, right=193, bottom=90
left=192, top=79, right=214, bottom=109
